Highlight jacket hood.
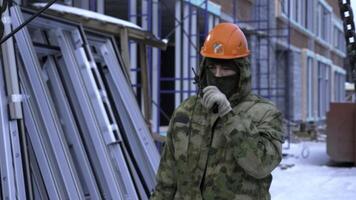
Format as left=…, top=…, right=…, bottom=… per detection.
left=198, top=57, right=252, bottom=105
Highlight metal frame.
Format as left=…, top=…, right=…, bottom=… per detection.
left=15, top=19, right=101, bottom=199
left=53, top=22, right=137, bottom=200
left=1, top=6, right=29, bottom=200
left=86, top=32, right=147, bottom=199
left=1, top=3, right=168, bottom=199
left=12, top=6, right=85, bottom=199
left=129, top=0, right=138, bottom=94
left=151, top=0, right=161, bottom=133
left=233, top=0, right=292, bottom=146
left=0, top=47, right=21, bottom=200
left=21, top=80, right=66, bottom=200
left=128, top=0, right=161, bottom=132
left=10, top=5, right=162, bottom=199
left=43, top=56, right=101, bottom=198
left=85, top=32, right=160, bottom=194
left=126, top=0, right=301, bottom=135
left=27, top=136, right=49, bottom=200
left=174, top=0, right=183, bottom=106
left=173, top=0, right=216, bottom=106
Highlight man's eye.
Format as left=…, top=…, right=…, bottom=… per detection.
left=208, top=65, right=216, bottom=70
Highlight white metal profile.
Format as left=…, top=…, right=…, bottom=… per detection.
left=11, top=6, right=86, bottom=199
left=85, top=33, right=160, bottom=192
left=0, top=4, right=165, bottom=200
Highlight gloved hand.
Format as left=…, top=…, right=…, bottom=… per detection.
left=202, top=86, right=232, bottom=117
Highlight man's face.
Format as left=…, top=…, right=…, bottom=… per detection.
left=205, top=58, right=240, bottom=98
left=207, top=64, right=237, bottom=77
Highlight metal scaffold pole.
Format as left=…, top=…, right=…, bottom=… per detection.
left=338, top=0, right=356, bottom=101
left=233, top=0, right=292, bottom=147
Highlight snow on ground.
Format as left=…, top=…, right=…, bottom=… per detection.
left=270, top=141, right=356, bottom=200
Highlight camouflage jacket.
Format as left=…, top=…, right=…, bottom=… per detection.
left=150, top=58, right=283, bottom=200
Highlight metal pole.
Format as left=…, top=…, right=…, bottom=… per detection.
left=187, top=2, right=192, bottom=97
left=267, top=0, right=271, bottom=99
left=152, top=0, right=161, bottom=134
left=140, top=42, right=152, bottom=126
left=128, top=0, right=138, bottom=93
left=1, top=4, right=31, bottom=199
left=338, top=0, right=356, bottom=102
left=286, top=0, right=291, bottom=149
left=174, top=0, right=181, bottom=107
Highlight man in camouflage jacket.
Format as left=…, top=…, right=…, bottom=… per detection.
left=150, top=23, right=283, bottom=200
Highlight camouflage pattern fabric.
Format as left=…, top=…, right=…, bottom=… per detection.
left=150, top=58, right=283, bottom=200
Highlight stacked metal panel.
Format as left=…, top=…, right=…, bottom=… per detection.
left=0, top=6, right=159, bottom=200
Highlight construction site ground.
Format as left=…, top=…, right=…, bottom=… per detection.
left=271, top=141, right=356, bottom=200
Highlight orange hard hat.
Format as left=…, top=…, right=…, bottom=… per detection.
left=200, top=23, right=250, bottom=59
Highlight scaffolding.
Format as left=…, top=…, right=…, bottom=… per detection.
left=125, top=0, right=292, bottom=140
left=149, top=0, right=207, bottom=134
left=0, top=0, right=305, bottom=199
left=124, top=0, right=294, bottom=145
left=233, top=0, right=292, bottom=145
left=126, top=0, right=220, bottom=134
left=128, top=0, right=162, bottom=133
left=158, top=0, right=220, bottom=133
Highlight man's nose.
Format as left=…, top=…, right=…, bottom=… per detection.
left=215, top=67, right=223, bottom=77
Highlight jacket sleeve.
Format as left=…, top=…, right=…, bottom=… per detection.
left=150, top=116, right=177, bottom=200
left=222, top=107, right=284, bottom=179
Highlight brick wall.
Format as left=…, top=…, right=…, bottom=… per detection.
left=315, top=42, right=329, bottom=58
left=326, top=0, right=341, bottom=18
left=290, top=28, right=309, bottom=50
left=210, top=0, right=253, bottom=21
left=331, top=52, right=345, bottom=67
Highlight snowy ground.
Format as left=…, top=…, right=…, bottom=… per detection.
left=270, top=141, right=356, bottom=200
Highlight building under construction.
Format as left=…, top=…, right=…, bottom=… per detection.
left=0, top=0, right=348, bottom=199
left=102, top=0, right=347, bottom=134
